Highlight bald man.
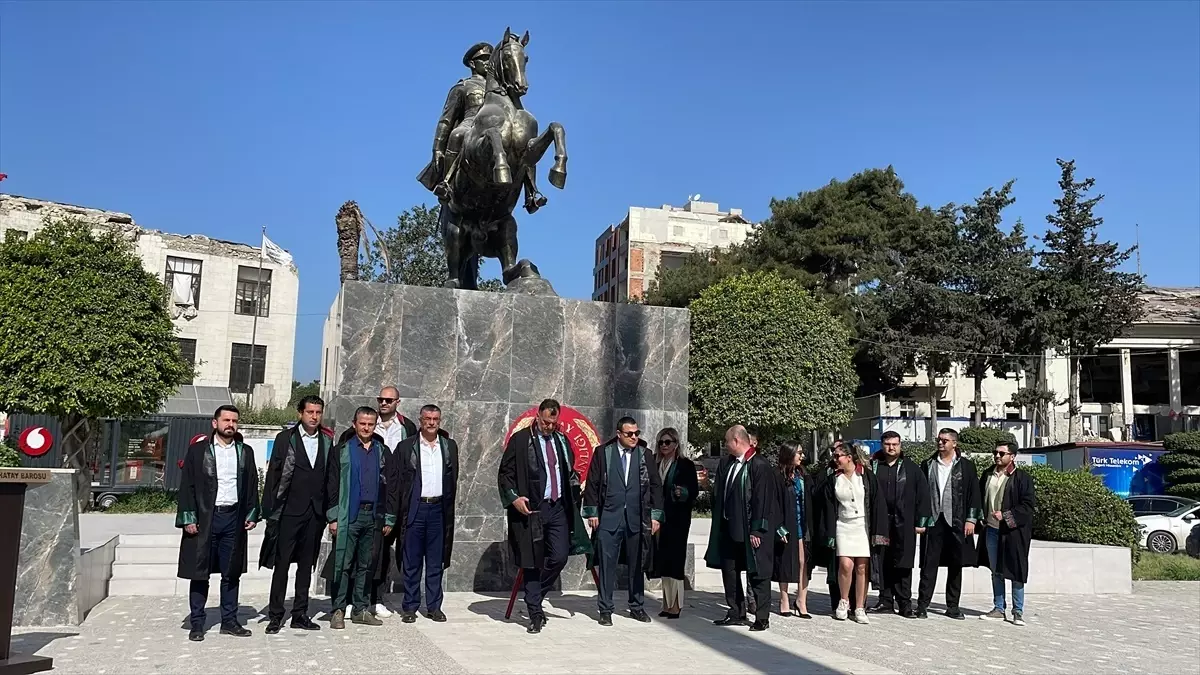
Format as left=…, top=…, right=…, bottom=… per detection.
left=703, top=425, right=779, bottom=631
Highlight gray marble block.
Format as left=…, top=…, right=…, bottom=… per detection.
left=15, top=469, right=82, bottom=626
left=324, top=282, right=690, bottom=592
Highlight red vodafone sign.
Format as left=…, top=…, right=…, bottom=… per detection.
left=17, top=426, right=53, bottom=457
left=505, top=405, right=601, bottom=482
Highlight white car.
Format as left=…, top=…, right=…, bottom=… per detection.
left=1137, top=502, right=1200, bottom=554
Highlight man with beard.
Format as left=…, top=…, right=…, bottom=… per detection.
left=369, top=386, right=416, bottom=617
left=260, top=395, right=329, bottom=634
left=582, top=416, right=662, bottom=626
left=497, top=398, right=592, bottom=634
left=976, top=441, right=1035, bottom=626
left=325, top=407, right=401, bottom=629
left=176, top=405, right=260, bottom=642
left=704, top=425, right=779, bottom=632
left=869, top=431, right=932, bottom=618
left=392, top=405, right=460, bottom=623
left=916, top=428, right=983, bottom=620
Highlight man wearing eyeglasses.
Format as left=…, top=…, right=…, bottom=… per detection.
left=368, top=386, right=416, bottom=617
left=582, top=417, right=663, bottom=626
left=975, top=441, right=1035, bottom=627
left=915, top=428, right=982, bottom=620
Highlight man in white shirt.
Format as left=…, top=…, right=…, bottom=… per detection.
left=176, top=405, right=260, bottom=642
left=391, top=404, right=460, bottom=623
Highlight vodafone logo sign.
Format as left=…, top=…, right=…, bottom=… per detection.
left=17, top=426, right=53, bottom=457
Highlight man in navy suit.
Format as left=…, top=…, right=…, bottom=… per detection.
left=390, top=404, right=460, bottom=622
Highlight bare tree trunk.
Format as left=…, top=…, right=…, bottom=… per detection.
left=1068, top=347, right=1082, bottom=441
left=973, top=370, right=984, bottom=427
left=928, top=364, right=939, bottom=442
left=62, top=413, right=100, bottom=512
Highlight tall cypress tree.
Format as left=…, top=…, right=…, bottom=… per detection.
left=1040, top=159, right=1145, bottom=440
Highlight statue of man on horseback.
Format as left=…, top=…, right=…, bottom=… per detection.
left=415, top=28, right=567, bottom=293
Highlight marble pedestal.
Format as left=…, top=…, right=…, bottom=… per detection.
left=322, top=282, right=689, bottom=592
left=14, top=470, right=80, bottom=627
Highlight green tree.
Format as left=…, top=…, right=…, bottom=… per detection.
left=688, top=271, right=858, bottom=443
left=0, top=219, right=194, bottom=507
left=1161, top=432, right=1200, bottom=500
left=287, top=379, right=320, bottom=409
left=1039, top=159, right=1145, bottom=440
left=643, top=245, right=751, bottom=308
left=953, top=181, right=1042, bottom=426
left=359, top=203, right=503, bottom=290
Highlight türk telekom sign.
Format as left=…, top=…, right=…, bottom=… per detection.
left=504, top=405, right=601, bottom=482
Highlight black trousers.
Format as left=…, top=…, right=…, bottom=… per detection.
left=522, top=500, right=568, bottom=614
left=267, top=510, right=322, bottom=620
left=878, top=564, right=914, bottom=612
left=189, top=506, right=239, bottom=629
left=719, top=532, right=769, bottom=622
left=371, top=529, right=398, bottom=605
left=595, top=525, right=643, bottom=614
left=917, top=517, right=963, bottom=611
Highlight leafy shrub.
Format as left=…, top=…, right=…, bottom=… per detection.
left=1025, top=464, right=1140, bottom=562
left=0, top=435, right=20, bottom=468
left=106, top=487, right=178, bottom=513
left=239, top=406, right=296, bottom=426
left=1133, top=552, right=1200, bottom=581
left=902, top=440, right=938, bottom=465
left=693, top=490, right=712, bottom=516
left=1163, top=431, right=1200, bottom=499
left=957, top=427, right=1017, bottom=454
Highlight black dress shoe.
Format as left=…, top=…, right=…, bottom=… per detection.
left=900, top=608, right=917, bottom=619
left=749, top=619, right=769, bottom=632
left=598, top=613, right=613, bottom=626
left=290, top=616, right=320, bottom=630
left=713, top=615, right=746, bottom=626
left=401, top=611, right=417, bottom=624
left=429, top=609, right=447, bottom=623
left=868, top=602, right=895, bottom=614
left=946, top=607, right=965, bottom=620
left=265, top=619, right=283, bottom=635
left=220, top=623, right=252, bottom=637
left=666, top=612, right=681, bottom=620
left=527, top=613, right=545, bottom=634
left=629, top=609, right=651, bottom=623
left=915, top=608, right=929, bottom=619
left=188, top=629, right=204, bottom=642
left=658, top=610, right=670, bottom=618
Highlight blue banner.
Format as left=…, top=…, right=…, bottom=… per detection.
left=1087, top=449, right=1167, bottom=498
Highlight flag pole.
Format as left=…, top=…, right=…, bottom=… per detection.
left=247, top=225, right=265, bottom=409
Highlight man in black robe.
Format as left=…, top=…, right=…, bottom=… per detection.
left=916, top=428, right=983, bottom=620
left=703, top=425, right=778, bottom=631
left=497, top=398, right=591, bottom=634
left=175, top=405, right=260, bottom=642
left=976, top=441, right=1035, bottom=626
left=260, top=395, right=328, bottom=634
left=869, top=431, right=931, bottom=618
left=582, top=416, right=663, bottom=626
left=391, top=404, right=459, bottom=623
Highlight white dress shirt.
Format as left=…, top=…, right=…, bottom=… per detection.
left=419, top=434, right=443, bottom=498
left=299, top=426, right=320, bottom=467
left=377, top=415, right=408, bottom=453
left=935, top=454, right=953, bottom=496
left=213, top=437, right=238, bottom=506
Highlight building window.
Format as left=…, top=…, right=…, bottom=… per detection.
left=4, top=229, right=28, bottom=242
left=235, top=266, right=272, bottom=317
left=229, top=343, right=267, bottom=393
left=718, top=228, right=729, bottom=240
left=970, top=402, right=988, bottom=419
left=936, top=400, right=952, bottom=417
left=672, top=225, right=685, bottom=237
left=165, top=256, right=203, bottom=308
left=898, top=400, right=917, bottom=419
left=177, top=338, right=197, bottom=384
left=1005, top=403, right=1022, bottom=421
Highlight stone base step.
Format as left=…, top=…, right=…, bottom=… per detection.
left=108, top=576, right=278, bottom=596
left=111, top=562, right=276, bottom=580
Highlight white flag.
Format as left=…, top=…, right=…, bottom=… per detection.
left=262, top=234, right=293, bottom=267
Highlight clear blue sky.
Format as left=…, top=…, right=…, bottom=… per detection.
left=2, top=1, right=1198, bottom=383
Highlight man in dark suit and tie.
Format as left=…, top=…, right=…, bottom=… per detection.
left=391, top=404, right=459, bottom=623
left=259, top=395, right=329, bottom=634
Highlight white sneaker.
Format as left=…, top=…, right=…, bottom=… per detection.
left=835, top=599, right=849, bottom=621
left=852, top=608, right=870, bottom=624
left=372, top=603, right=392, bottom=618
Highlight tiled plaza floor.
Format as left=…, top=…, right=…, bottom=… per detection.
left=13, top=583, right=1199, bottom=674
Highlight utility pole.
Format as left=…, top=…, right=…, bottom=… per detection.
left=247, top=225, right=265, bottom=410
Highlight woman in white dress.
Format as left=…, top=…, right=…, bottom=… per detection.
left=822, top=443, right=889, bottom=624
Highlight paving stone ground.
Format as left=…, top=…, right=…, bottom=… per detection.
left=13, top=583, right=1199, bottom=674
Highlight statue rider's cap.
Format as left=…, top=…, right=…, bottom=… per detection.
left=463, top=42, right=493, bottom=67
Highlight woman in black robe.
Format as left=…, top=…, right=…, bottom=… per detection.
left=772, top=442, right=813, bottom=618
left=647, top=427, right=697, bottom=619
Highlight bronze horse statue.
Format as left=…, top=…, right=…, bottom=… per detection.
left=434, top=28, right=567, bottom=290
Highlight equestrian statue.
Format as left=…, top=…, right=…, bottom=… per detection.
left=416, top=28, right=567, bottom=293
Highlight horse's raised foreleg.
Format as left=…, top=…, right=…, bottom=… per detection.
left=484, top=127, right=512, bottom=184
left=525, top=123, right=567, bottom=190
